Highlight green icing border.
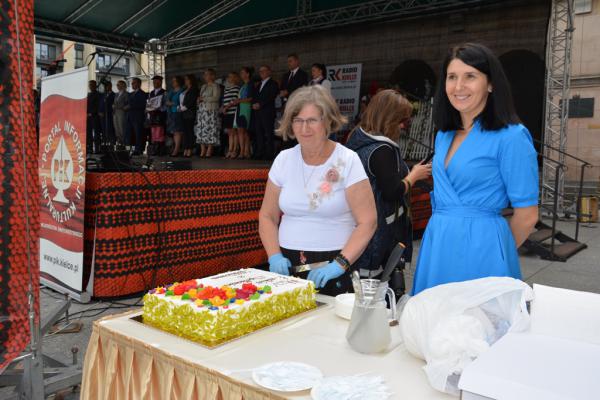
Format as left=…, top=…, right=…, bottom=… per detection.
left=142, top=285, right=316, bottom=346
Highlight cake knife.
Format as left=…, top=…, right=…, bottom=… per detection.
left=291, top=261, right=329, bottom=274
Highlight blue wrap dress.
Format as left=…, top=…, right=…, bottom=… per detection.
left=411, top=121, right=539, bottom=295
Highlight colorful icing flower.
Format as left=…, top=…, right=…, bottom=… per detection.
left=202, top=299, right=211, bottom=306
left=197, top=287, right=215, bottom=300
left=195, top=299, right=204, bottom=307
left=181, top=293, right=190, bottom=300
left=319, top=181, right=332, bottom=195
left=235, top=299, right=245, bottom=305
left=325, top=167, right=340, bottom=183
left=242, top=283, right=258, bottom=294
left=149, top=288, right=156, bottom=294
left=187, top=288, right=198, bottom=299
left=225, top=289, right=236, bottom=299
left=262, top=285, right=272, bottom=293
left=210, top=296, right=225, bottom=306
left=173, top=285, right=185, bottom=296
left=165, top=290, right=174, bottom=296
left=250, top=293, right=261, bottom=300
left=236, top=289, right=250, bottom=300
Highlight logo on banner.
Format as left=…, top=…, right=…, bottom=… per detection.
left=328, top=66, right=358, bottom=82
left=40, top=120, right=85, bottom=223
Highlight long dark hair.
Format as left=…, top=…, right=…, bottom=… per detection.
left=433, top=42, right=520, bottom=132
left=185, top=74, right=198, bottom=89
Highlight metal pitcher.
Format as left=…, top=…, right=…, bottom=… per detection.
left=346, top=279, right=397, bottom=354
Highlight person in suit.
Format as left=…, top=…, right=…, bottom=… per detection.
left=99, top=81, right=115, bottom=150
left=279, top=53, right=309, bottom=107
left=112, top=80, right=128, bottom=149
left=86, top=80, right=102, bottom=154
left=147, top=75, right=167, bottom=156
left=180, top=74, right=199, bottom=158
left=125, top=77, right=147, bottom=155
left=252, top=65, right=279, bottom=160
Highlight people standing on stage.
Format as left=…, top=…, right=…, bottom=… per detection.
left=252, top=65, right=279, bottom=160
left=221, top=72, right=241, bottom=158
left=232, top=66, right=254, bottom=159
left=86, top=80, right=102, bottom=154
left=280, top=53, right=309, bottom=108
left=147, top=75, right=167, bottom=156
left=345, top=90, right=431, bottom=279
left=411, top=43, right=539, bottom=295
left=309, top=63, right=332, bottom=92
left=166, top=76, right=185, bottom=157
left=99, top=81, right=115, bottom=150
left=259, top=85, right=377, bottom=296
left=180, top=74, right=199, bottom=158
left=195, top=68, right=222, bottom=158
left=112, top=80, right=128, bottom=150
left=125, top=77, right=148, bottom=156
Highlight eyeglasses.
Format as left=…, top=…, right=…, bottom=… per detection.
left=292, top=117, right=323, bottom=128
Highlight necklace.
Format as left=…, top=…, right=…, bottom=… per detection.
left=301, top=142, right=333, bottom=210
left=301, top=143, right=328, bottom=188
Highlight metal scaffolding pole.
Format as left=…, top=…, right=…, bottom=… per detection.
left=145, top=39, right=167, bottom=80
left=541, top=0, right=574, bottom=211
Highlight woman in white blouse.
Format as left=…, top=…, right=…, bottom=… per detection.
left=309, top=63, right=332, bottom=92
left=259, top=85, right=376, bottom=295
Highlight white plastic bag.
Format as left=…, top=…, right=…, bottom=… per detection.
left=399, top=277, right=533, bottom=396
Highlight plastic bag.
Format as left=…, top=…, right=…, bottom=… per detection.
left=399, top=277, right=533, bottom=396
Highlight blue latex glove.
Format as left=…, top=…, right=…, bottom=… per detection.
left=268, top=253, right=291, bottom=276
left=307, top=260, right=345, bottom=288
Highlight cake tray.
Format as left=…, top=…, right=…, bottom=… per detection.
left=129, top=300, right=328, bottom=349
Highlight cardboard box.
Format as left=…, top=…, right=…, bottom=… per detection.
left=459, top=284, right=600, bottom=400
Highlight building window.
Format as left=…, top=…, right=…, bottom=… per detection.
left=96, top=54, right=112, bottom=70
left=115, top=57, right=130, bottom=75
left=574, top=0, right=592, bottom=14
left=35, top=42, right=56, bottom=62
left=75, top=44, right=84, bottom=68
left=568, top=97, right=594, bottom=118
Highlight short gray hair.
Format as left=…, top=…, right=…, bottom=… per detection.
left=277, top=85, right=347, bottom=140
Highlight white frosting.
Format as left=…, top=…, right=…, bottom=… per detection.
left=148, top=268, right=313, bottom=313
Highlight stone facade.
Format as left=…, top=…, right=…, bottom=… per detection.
left=567, top=0, right=600, bottom=185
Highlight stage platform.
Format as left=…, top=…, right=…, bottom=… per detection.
left=83, top=155, right=431, bottom=298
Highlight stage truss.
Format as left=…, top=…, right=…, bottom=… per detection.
left=163, top=0, right=509, bottom=54
left=541, top=0, right=575, bottom=212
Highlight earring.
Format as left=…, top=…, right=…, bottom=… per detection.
left=488, top=88, right=492, bottom=93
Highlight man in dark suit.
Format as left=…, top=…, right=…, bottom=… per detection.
left=279, top=53, right=308, bottom=107
left=252, top=65, right=279, bottom=160
left=125, top=77, right=147, bottom=155
left=86, top=80, right=103, bottom=154
left=99, top=81, right=115, bottom=150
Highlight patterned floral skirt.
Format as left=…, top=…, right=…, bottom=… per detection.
left=195, top=105, right=221, bottom=145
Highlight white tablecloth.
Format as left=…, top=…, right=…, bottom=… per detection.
left=81, top=295, right=452, bottom=399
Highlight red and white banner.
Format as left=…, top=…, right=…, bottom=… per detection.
left=39, top=68, right=90, bottom=301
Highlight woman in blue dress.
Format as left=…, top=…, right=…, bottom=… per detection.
left=412, top=43, right=539, bottom=295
